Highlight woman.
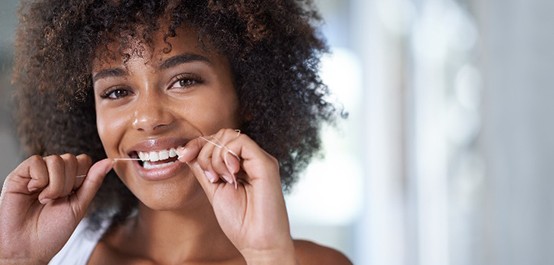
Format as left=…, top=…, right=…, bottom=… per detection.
left=0, top=0, right=351, bottom=264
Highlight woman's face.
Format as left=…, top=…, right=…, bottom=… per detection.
left=92, top=25, right=240, bottom=210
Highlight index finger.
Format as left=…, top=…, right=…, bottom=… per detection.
left=176, top=137, right=208, bottom=163
left=2, top=155, right=49, bottom=194
left=73, top=154, right=93, bottom=190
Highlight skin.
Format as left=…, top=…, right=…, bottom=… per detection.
left=0, top=25, right=351, bottom=265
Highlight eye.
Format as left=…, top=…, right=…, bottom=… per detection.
left=170, top=74, right=203, bottom=90
left=99, top=87, right=132, bottom=100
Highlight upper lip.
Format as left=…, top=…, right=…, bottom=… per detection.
left=126, top=137, right=190, bottom=157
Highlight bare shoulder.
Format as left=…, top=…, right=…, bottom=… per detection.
left=293, top=239, right=353, bottom=265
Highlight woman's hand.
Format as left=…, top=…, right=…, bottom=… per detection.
left=177, top=128, right=298, bottom=264
left=0, top=154, right=113, bottom=265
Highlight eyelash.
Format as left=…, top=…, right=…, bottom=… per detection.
left=170, top=74, right=203, bottom=89
left=99, top=87, right=132, bottom=100
left=98, top=74, right=203, bottom=100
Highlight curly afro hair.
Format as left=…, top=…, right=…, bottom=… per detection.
left=13, top=0, right=338, bottom=228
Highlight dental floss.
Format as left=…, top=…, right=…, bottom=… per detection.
left=198, top=131, right=241, bottom=189
left=112, top=129, right=242, bottom=189
left=199, top=136, right=241, bottom=161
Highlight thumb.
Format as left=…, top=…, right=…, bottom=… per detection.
left=73, top=158, right=113, bottom=214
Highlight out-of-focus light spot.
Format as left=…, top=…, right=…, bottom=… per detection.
left=446, top=103, right=480, bottom=146
left=286, top=47, right=364, bottom=226
left=287, top=153, right=363, bottom=225
left=320, top=47, right=362, bottom=110
left=377, top=0, right=416, bottom=37
left=455, top=64, right=482, bottom=111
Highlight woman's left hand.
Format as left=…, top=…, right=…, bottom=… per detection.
left=177, top=128, right=297, bottom=264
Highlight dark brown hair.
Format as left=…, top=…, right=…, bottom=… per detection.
left=13, top=0, right=338, bottom=228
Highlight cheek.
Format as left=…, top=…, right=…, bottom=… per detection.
left=190, top=91, right=239, bottom=132
left=96, top=107, right=127, bottom=156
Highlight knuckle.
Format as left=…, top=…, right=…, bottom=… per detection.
left=77, top=154, right=93, bottom=166
left=212, top=158, right=227, bottom=172
left=223, top=128, right=235, bottom=135
left=26, top=154, right=45, bottom=167
left=196, top=154, right=211, bottom=169
left=61, top=153, right=77, bottom=163
left=45, top=154, right=64, bottom=165
left=267, top=155, right=280, bottom=170
left=269, top=155, right=278, bottom=164
left=212, top=129, right=223, bottom=138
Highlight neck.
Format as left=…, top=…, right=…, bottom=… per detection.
left=107, top=198, right=242, bottom=264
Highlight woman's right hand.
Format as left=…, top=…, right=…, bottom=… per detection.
left=0, top=154, right=113, bottom=265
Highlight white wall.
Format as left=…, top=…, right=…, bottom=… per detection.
left=477, top=0, right=554, bottom=264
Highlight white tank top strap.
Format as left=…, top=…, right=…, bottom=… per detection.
left=49, top=219, right=109, bottom=265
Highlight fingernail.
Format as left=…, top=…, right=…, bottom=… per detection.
left=223, top=153, right=240, bottom=174
left=177, top=147, right=187, bottom=161
left=223, top=155, right=232, bottom=173
left=28, top=186, right=38, bottom=192
left=222, top=174, right=234, bottom=185
left=204, top=171, right=217, bottom=183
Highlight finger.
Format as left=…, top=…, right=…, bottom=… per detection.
left=221, top=133, right=280, bottom=184
left=73, top=154, right=93, bottom=190
left=217, top=139, right=243, bottom=187
left=209, top=132, right=236, bottom=184
left=38, top=155, right=67, bottom=204
left=196, top=135, right=217, bottom=169
left=176, top=137, right=219, bottom=183
left=25, top=155, right=50, bottom=193
left=223, top=151, right=241, bottom=175
left=210, top=131, right=240, bottom=185
left=177, top=137, right=206, bottom=163
left=72, top=158, right=113, bottom=217
left=197, top=136, right=225, bottom=183
left=60, top=154, right=78, bottom=196
left=3, top=155, right=49, bottom=194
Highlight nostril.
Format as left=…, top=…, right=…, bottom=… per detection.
left=132, top=112, right=174, bottom=132
left=131, top=98, right=175, bottom=133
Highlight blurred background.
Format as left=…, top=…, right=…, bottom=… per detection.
left=2, top=0, right=554, bottom=264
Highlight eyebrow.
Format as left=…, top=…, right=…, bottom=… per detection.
left=92, top=67, right=127, bottom=83
left=159, top=53, right=212, bottom=70
left=92, top=53, right=212, bottom=83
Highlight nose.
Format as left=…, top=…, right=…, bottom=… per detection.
left=132, top=94, right=174, bottom=133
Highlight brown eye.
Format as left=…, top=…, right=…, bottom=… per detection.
left=100, top=88, right=131, bottom=99
left=179, top=79, right=195, bottom=87
left=170, top=74, right=203, bottom=90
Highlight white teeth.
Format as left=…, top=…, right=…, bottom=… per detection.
left=159, top=150, right=169, bottom=160
left=137, top=147, right=179, bottom=163
left=143, top=160, right=175, bottom=169
left=139, top=152, right=149, bottom=161
left=150, top=152, right=159, bottom=162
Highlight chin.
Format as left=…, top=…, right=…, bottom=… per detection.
left=134, top=181, right=207, bottom=212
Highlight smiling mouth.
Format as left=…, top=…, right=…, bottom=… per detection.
left=130, top=147, right=180, bottom=169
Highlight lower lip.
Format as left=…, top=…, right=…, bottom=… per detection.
left=133, top=160, right=188, bottom=181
